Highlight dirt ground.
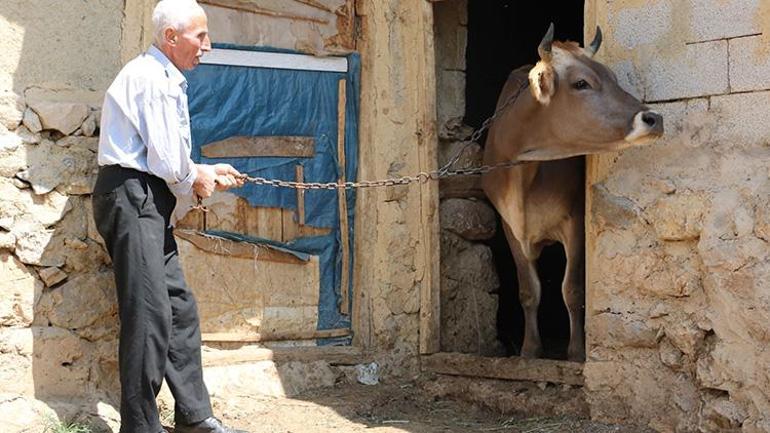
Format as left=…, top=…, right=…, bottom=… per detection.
left=204, top=382, right=654, bottom=433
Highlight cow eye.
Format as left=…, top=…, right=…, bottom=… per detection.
left=572, top=79, right=592, bottom=90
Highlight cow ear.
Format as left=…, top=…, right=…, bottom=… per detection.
left=528, top=61, right=556, bottom=105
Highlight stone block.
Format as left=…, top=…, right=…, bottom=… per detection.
left=647, top=98, right=710, bottom=143
left=14, top=229, right=60, bottom=267
left=0, top=142, right=25, bottom=178
left=15, top=126, right=39, bottom=145
left=640, top=244, right=703, bottom=299
left=439, top=231, right=503, bottom=356
left=0, top=395, right=43, bottom=433
left=689, top=0, right=762, bottom=42
left=0, top=253, right=41, bottom=327
left=711, top=91, right=770, bottom=150
left=0, top=91, right=23, bottom=130
left=664, top=320, right=705, bottom=357
left=438, top=140, right=484, bottom=198
left=0, top=231, right=15, bottom=251
left=644, top=40, right=728, bottom=101
left=439, top=198, right=497, bottom=241
left=658, top=338, right=684, bottom=370
left=28, top=101, right=89, bottom=135
left=81, top=112, right=98, bottom=137
left=0, top=327, right=92, bottom=398
left=644, top=192, right=708, bottom=241
left=730, top=34, right=770, bottom=92
left=64, top=239, right=110, bottom=274
left=700, top=396, right=747, bottom=432
left=0, top=130, right=21, bottom=153
left=609, top=1, right=672, bottom=51
left=22, top=108, right=42, bottom=133
left=436, top=70, right=466, bottom=134
left=588, top=312, right=658, bottom=349
left=20, top=137, right=98, bottom=195
left=43, top=272, right=117, bottom=331
left=433, top=0, right=467, bottom=70
left=0, top=177, right=71, bottom=233
left=30, top=327, right=92, bottom=398
left=38, top=266, right=67, bottom=287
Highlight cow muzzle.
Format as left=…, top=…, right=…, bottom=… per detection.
left=624, top=110, right=664, bottom=143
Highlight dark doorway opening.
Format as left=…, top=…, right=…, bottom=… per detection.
left=465, top=0, right=585, bottom=360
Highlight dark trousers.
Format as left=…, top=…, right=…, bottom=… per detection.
left=92, top=165, right=212, bottom=433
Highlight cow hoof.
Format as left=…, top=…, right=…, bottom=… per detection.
left=520, top=346, right=542, bottom=359
left=567, top=348, right=585, bottom=362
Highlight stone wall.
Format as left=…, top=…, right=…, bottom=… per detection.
left=0, top=0, right=442, bottom=430
left=584, top=1, right=770, bottom=432
left=433, top=0, right=503, bottom=357
left=0, top=1, right=134, bottom=431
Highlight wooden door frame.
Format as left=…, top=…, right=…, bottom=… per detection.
left=419, top=0, right=596, bottom=380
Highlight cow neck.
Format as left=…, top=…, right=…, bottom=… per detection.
left=488, top=90, right=556, bottom=164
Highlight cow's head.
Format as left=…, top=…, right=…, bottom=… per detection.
left=521, top=23, right=663, bottom=160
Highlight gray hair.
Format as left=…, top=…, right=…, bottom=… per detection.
left=152, top=0, right=206, bottom=46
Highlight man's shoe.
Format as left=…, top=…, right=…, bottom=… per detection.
left=174, top=417, right=248, bottom=433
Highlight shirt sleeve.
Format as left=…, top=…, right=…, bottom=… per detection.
left=133, top=82, right=197, bottom=198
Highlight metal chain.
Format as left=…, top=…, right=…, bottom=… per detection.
left=233, top=81, right=530, bottom=191
left=438, top=81, right=529, bottom=175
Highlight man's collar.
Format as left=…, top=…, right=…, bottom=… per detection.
left=147, top=44, right=187, bottom=91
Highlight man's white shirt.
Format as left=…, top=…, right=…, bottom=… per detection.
left=97, top=45, right=197, bottom=223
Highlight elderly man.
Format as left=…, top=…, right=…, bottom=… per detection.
left=92, top=1, right=246, bottom=432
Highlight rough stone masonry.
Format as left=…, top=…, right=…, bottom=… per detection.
left=584, top=1, right=770, bottom=432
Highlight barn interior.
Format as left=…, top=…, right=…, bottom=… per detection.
left=436, top=0, right=585, bottom=360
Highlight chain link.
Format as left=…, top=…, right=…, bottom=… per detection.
left=233, top=81, right=530, bottom=191
left=438, top=81, right=529, bottom=176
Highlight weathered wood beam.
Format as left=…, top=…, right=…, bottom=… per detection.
left=421, top=353, right=585, bottom=386
left=295, top=165, right=306, bottom=225
left=199, top=0, right=329, bottom=24
left=201, top=136, right=316, bottom=159
left=337, top=78, right=351, bottom=316
left=292, top=0, right=333, bottom=14
left=175, top=229, right=310, bottom=265
left=203, top=345, right=368, bottom=367
left=202, top=328, right=351, bottom=343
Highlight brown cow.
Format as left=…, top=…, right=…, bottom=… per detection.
left=481, top=24, right=663, bottom=361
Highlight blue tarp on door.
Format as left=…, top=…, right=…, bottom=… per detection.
left=184, top=46, right=360, bottom=339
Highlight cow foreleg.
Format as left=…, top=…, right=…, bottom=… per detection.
left=503, top=223, right=542, bottom=359
left=562, top=219, right=585, bottom=362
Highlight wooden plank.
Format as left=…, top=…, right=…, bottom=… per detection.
left=282, top=208, right=299, bottom=242
left=201, top=136, right=316, bottom=159
left=174, top=229, right=308, bottom=265
left=203, top=346, right=369, bottom=367
left=292, top=0, right=334, bottom=13
left=202, top=328, right=351, bottom=343
left=201, top=48, right=349, bottom=72
left=295, top=165, right=306, bottom=226
left=255, top=206, right=283, bottom=241
left=199, top=0, right=329, bottom=24
left=299, top=225, right=332, bottom=237
left=416, top=2, right=441, bottom=355
left=421, top=353, right=585, bottom=386
left=337, top=78, right=351, bottom=315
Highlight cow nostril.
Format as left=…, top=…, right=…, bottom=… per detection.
left=642, top=112, right=659, bottom=127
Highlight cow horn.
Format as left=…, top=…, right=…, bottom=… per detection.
left=587, top=26, right=603, bottom=56
left=538, top=22, right=555, bottom=61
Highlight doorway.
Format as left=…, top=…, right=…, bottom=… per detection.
left=467, top=0, right=585, bottom=360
